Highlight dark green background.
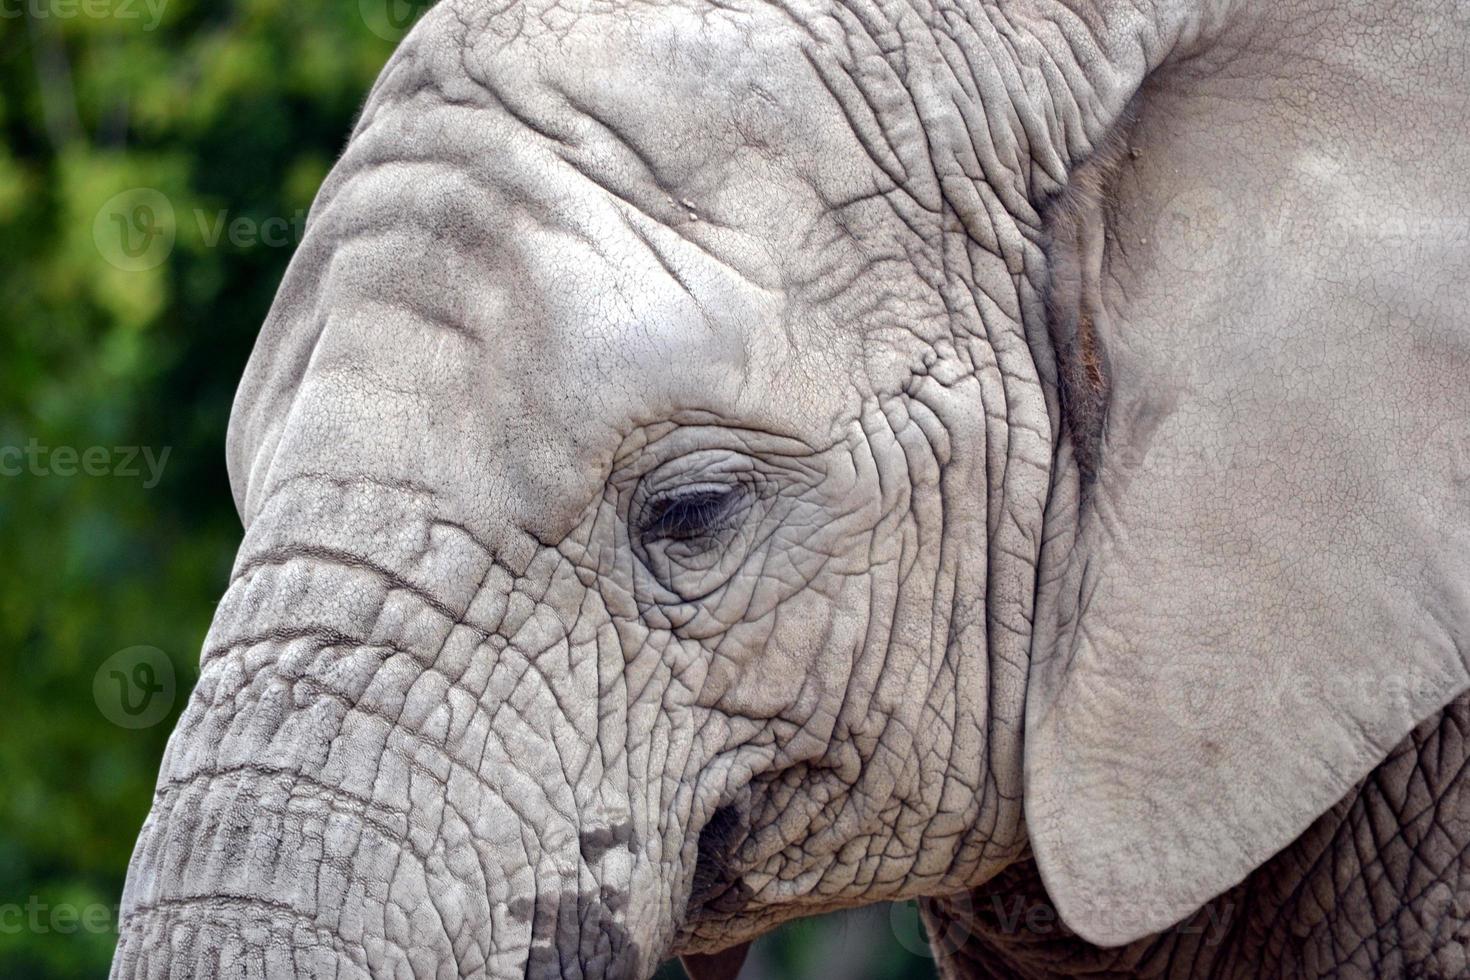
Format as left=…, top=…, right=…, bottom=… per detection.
left=0, top=2, right=937, bottom=976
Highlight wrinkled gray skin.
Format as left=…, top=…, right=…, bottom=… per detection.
left=111, top=0, right=1470, bottom=977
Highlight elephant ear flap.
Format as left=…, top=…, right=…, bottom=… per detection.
left=1021, top=66, right=1470, bottom=945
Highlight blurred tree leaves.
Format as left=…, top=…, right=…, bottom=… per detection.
left=1, top=5, right=400, bottom=976
left=0, top=3, right=937, bottom=977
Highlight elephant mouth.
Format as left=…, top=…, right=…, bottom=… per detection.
left=687, top=804, right=753, bottom=918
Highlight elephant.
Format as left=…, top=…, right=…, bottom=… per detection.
left=110, top=0, right=1470, bottom=976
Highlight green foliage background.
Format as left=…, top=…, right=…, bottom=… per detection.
left=0, top=2, right=937, bottom=977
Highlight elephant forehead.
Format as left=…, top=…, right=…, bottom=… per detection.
left=262, top=0, right=946, bottom=535
left=449, top=0, right=885, bottom=219
left=397, top=0, right=943, bottom=344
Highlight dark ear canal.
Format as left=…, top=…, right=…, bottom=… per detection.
left=1040, top=112, right=1135, bottom=495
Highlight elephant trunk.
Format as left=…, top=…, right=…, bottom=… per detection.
left=111, top=482, right=664, bottom=978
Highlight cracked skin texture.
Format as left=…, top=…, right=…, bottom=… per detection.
left=110, top=0, right=1470, bottom=977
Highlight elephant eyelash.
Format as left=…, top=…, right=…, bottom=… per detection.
left=638, top=484, right=746, bottom=543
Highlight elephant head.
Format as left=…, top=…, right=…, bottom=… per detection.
left=112, top=0, right=1470, bottom=976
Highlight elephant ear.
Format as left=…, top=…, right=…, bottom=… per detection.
left=1022, top=5, right=1470, bottom=948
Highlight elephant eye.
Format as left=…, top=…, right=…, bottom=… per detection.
left=638, top=484, right=746, bottom=544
